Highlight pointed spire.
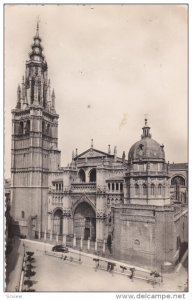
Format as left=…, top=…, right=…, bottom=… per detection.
left=72, top=150, right=74, bottom=160
left=51, top=89, right=55, bottom=108
left=91, top=139, right=93, bottom=149
left=36, top=19, right=40, bottom=38
left=108, top=144, right=111, bottom=154
left=17, top=85, right=21, bottom=101
left=122, top=151, right=126, bottom=163
left=21, top=76, right=25, bottom=98
left=16, top=85, right=21, bottom=109
left=114, top=146, right=117, bottom=162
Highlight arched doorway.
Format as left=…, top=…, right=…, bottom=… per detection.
left=53, top=209, right=63, bottom=234
left=74, top=202, right=96, bottom=240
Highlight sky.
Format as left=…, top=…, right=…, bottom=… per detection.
left=4, top=4, right=188, bottom=178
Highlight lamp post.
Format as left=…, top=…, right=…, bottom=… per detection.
left=79, top=248, right=82, bottom=262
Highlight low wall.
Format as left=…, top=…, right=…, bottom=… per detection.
left=6, top=240, right=25, bottom=292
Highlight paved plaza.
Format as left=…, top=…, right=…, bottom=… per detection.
left=20, top=241, right=187, bottom=292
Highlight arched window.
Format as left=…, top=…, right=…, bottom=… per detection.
left=116, top=183, right=119, bottom=190
left=171, top=176, right=185, bottom=202
left=171, top=176, right=185, bottom=186
left=89, top=168, right=96, bottom=182
left=108, top=183, right=110, bottom=190
left=158, top=184, right=162, bottom=195
left=134, top=239, right=140, bottom=246
left=112, top=183, right=114, bottom=191
left=21, top=211, right=25, bottom=219
left=79, top=169, right=86, bottom=182
left=120, top=183, right=123, bottom=191
left=135, top=184, right=139, bottom=195
left=151, top=184, right=155, bottom=196
left=143, top=184, right=147, bottom=196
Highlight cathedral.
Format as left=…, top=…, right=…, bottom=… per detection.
left=10, top=25, right=188, bottom=270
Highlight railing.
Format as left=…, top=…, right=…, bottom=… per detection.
left=71, top=182, right=96, bottom=193
left=129, top=171, right=166, bottom=176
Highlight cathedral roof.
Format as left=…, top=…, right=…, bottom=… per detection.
left=74, top=148, right=113, bottom=160
left=128, top=119, right=165, bottom=162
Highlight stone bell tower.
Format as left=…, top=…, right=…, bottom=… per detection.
left=11, top=23, right=61, bottom=236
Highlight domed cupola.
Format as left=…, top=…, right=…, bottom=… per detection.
left=128, top=118, right=165, bottom=163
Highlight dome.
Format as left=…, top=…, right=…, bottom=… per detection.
left=128, top=119, right=165, bottom=162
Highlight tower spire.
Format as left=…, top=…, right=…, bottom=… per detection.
left=108, top=144, right=111, bottom=154
left=114, top=146, right=117, bottom=162
left=51, top=89, right=55, bottom=109
left=36, top=18, right=40, bottom=38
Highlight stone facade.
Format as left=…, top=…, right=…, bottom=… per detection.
left=10, top=25, right=188, bottom=270
left=10, top=25, right=61, bottom=236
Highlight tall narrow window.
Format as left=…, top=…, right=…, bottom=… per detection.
left=112, top=183, right=114, bottom=191
left=21, top=211, right=25, bottom=219
left=116, top=183, right=119, bottom=190
left=158, top=184, right=162, bottom=195
left=143, top=184, right=147, bottom=196
left=151, top=184, right=155, bottom=196
left=79, top=169, right=86, bottom=182
left=120, top=183, right=123, bottom=191
left=19, top=121, right=24, bottom=135
left=31, top=77, right=35, bottom=103
left=89, top=168, right=96, bottom=182
left=135, top=184, right=139, bottom=196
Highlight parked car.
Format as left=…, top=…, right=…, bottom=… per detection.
left=20, top=234, right=26, bottom=239
left=52, top=244, right=69, bottom=253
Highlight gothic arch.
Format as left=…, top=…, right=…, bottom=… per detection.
left=72, top=195, right=96, bottom=217
left=73, top=201, right=96, bottom=240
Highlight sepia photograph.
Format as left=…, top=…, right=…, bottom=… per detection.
left=4, top=3, right=188, bottom=295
